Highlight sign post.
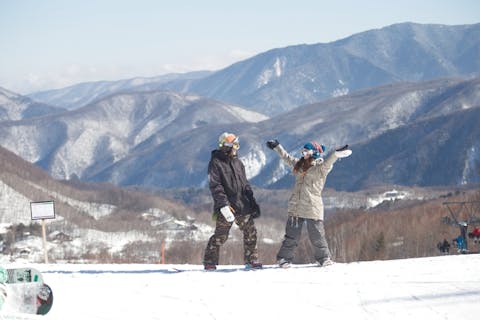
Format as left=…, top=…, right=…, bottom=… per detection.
left=30, top=201, right=56, bottom=263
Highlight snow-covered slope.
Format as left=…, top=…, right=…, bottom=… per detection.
left=1, top=254, right=479, bottom=319
left=90, top=77, right=480, bottom=190
left=0, top=87, right=64, bottom=121
left=0, top=145, right=214, bottom=263
left=0, top=90, right=267, bottom=181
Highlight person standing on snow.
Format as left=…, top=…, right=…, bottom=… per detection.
left=203, top=132, right=262, bottom=270
left=266, top=139, right=352, bottom=268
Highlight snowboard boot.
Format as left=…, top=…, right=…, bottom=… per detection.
left=245, top=261, right=263, bottom=270
left=277, top=258, right=291, bottom=269
left=318, top=258, right=334, bottom=267
left=204, top=264, right=217, bottom=271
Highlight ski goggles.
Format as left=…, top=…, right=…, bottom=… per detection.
left=223, top=137, right=240, bottom=150
left=301, top=148, right=314, bottom=157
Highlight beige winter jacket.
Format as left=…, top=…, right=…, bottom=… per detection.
left=274, top=144, right=339, bottom=221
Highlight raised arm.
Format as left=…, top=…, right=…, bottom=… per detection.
left=266, top=139, right=298, bottom=168
left=317, top=144, right=352, bottom=176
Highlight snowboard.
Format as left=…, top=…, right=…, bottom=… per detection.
left=0, top=267, right=53, bottom=316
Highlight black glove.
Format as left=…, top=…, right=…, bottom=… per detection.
left=266, top=139, right=279, bottom=150
left=245, top=189, right=261, bottom=218
left=251, top=202, right=261, bottom=219
left=335, top=144, right=349, bottom=152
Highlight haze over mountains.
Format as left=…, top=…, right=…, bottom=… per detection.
left=0, top=22, right=479, bottom=192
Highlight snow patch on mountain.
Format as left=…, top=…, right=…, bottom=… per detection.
left=366, top=189, right=413, bottom=208
left=332, top=87, right=349, bottom=97
left=225, top=105, right=269, bottom=123
left=461, top=144, right=480, bottom=185
left=273, top=57, right=283, bottom=77
left=134, top=121, right=163, bottom=145
left=269, top=161, right=291, bottom=185
left=383, top=92, right=423, bottom=130
left=241, top=149, right=267, bottom=179
left=185, top=94, right=202, bottom=103
left=256, top=57, right=285, bottom=88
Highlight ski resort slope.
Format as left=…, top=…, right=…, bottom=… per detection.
left=2, top=254, right=480, bottom=320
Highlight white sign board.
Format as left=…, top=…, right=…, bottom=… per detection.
left=30, top=201, right=55, bottom=220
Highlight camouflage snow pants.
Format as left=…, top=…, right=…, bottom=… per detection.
left=276, top=217, right=331, bottom=264
left=203, top=214, right=259, bottom=265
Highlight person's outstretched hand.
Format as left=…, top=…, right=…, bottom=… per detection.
left=335, top=144, right=352, bottom=158
left=266, top=139, right=279, bottom=150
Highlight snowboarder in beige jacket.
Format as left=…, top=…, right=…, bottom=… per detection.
left=266, top=139, right=351, bottom=268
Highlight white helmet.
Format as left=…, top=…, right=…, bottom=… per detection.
left=218, top=132, right=240, bottom=150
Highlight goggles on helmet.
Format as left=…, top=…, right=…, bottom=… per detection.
left=219, top=132, right=240, bottom=150
left=224, top=137, right=240, bottom=150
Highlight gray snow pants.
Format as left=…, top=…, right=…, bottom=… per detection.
left=276, top=217, right=331, bottom=264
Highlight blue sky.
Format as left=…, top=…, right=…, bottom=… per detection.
left=1, top=0, right=479, bottom=94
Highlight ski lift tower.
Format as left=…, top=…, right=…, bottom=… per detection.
left=442, top=201, right=480, bottom=253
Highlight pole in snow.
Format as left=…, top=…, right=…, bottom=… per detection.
left=30, top=201, right=56, bottom=264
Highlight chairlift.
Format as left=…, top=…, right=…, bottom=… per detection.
left=442, top=201, right=480, bottom=253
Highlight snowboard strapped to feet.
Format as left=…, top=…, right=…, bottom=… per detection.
left=277, top=259, right=291, bottom=268
left=245, top=262, right=263, bottom=270
left=0, top=267, right=53, bottom=316
left=204, top=264, right=217, bottom=271
left=204, top=262, right=263, bottom=271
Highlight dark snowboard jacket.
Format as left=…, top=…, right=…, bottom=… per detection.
left=208, top=149, right=255, bottom=216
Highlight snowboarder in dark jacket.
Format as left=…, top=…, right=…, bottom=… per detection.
left=203, top=132, right=262, bottom=270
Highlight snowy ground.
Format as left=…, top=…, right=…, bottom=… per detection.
left=1, top=254, right=479, bottom=319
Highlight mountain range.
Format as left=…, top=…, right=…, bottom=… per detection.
left=1, top=77, right=479, bottom=191
left=0, top=90, right=267, bottom=181
left=27, top=71, right=211, bottom=111
left=0, top=22, right=479, bottom=192
left=28, top=22, right=480, bottom=115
